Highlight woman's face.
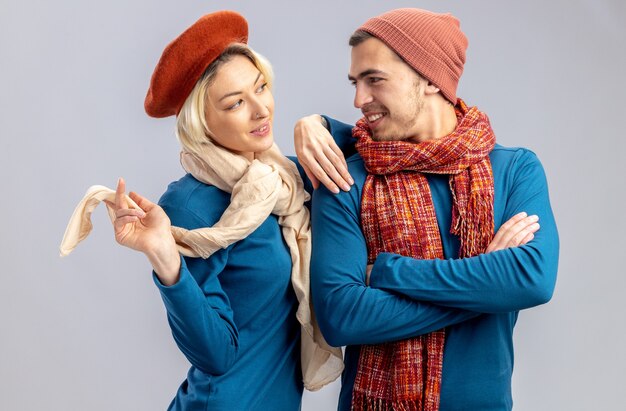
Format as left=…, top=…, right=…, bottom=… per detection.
left=204, top=55, right=274, bottom=161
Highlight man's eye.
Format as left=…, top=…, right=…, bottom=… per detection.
left=369, top=77, right=383, bottom=84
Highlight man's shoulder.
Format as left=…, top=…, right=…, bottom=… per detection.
left=490, top=144, right=542, bottom=171
left=491, top=143, right=537, bottom=157
left=312, top=152, right=365, bottom=216
left=346, top=152, right=368, bottom=187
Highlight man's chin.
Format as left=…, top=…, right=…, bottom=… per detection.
left=371, top=132, right=398, bottom=142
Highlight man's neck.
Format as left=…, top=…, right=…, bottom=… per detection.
left=409, top=102, right=458, bottom=143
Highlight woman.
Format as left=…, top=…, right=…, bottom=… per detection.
left=61, top=11, right=346, bottom=410
left=60, top=10, right=538, bottom=411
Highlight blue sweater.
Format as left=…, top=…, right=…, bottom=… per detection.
left=154, top=174, right=303, bottom=410
left=151, top=129, right=353, bottom=410
left=311, top=118, right=559, bottom=411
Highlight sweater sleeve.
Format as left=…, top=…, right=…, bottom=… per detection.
left=369, top=150, right=559, bottom=314
left=153, top=205, right=239, bottom=375
left=310, top=183, right=481, bottom=347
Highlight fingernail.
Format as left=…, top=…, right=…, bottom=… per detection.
left=348, top=177, right=354, bottom=185
left=342, top=184, right=351, bottom=191
left=529, top=215, right=539, bottom=221
left=332, top=187, right=340, bottom=194
left=519, top=212, right=527, bottom=218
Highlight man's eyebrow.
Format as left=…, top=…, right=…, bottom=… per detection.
left=348, top=69, right=386, bottom=82
left=218, top=72, right=263, bottom=102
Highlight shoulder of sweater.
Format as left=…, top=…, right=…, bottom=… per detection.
left=346, top=152, right=366, bottom=174
left=158, top=174, right=230, bottom=228
left=343, top=152, right=368, bottom=190
left=492, top=143, right=538, bottom=158
left=491, top=143, right=541, bottom=169
left=313, top=152, right=365, bottom=213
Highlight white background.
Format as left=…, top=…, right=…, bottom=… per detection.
left=1, top=0, right=625, bottom=410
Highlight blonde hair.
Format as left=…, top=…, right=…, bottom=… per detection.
left=175, top=43, right=274, bottom=157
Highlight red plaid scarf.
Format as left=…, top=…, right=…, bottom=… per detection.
left=352, top=99, right=496, bottom=411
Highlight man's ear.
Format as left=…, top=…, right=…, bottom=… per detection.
left=424, top=82, right=440, bottom=95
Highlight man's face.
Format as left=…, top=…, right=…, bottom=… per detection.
left=349, top=37, right=425, bottom=142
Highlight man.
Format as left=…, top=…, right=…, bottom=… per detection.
left=296, top=8, right=559, bottom=411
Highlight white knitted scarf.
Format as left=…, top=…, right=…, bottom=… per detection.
left=60, top=139, right=343, bottom=391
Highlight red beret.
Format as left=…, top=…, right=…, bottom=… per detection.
left=144, top=11, right=248, bottom=118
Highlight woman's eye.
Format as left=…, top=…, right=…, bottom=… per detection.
left=227, top=100, right=243, bottom=110
left=256, top=82, right=268, bottom=93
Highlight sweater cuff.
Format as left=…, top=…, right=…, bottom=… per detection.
left=152, top=255, right=194, bottom=297
left=369, top=252, right=397, bottom=287
left=323, top=115, right=353, bottom=136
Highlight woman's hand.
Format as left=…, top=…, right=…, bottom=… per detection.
left=486, top=212, right=540, bottom=253
left=106, top=178, right=181, bottom=285
left=294, top=115, right=353, bottom=193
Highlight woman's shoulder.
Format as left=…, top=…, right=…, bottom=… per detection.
left=158, top=174, right=230, bottom=229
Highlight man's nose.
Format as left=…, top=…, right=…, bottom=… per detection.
left=353, top=84, right=373, bottom=108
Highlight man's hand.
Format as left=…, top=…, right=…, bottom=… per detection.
left=294, top=114, right=353, bottom=193
left=486, top=212, right=540, bottom=253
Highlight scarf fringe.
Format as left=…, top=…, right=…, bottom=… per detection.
left=351, top=394, right=424, bottom=411
left=450, top=168, right=495, bottom=258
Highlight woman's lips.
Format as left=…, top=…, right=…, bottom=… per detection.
left=251, top=121, right=271, bottom=137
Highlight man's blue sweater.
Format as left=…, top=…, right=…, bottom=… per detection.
left=311, top=118, right=559, bottom=411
